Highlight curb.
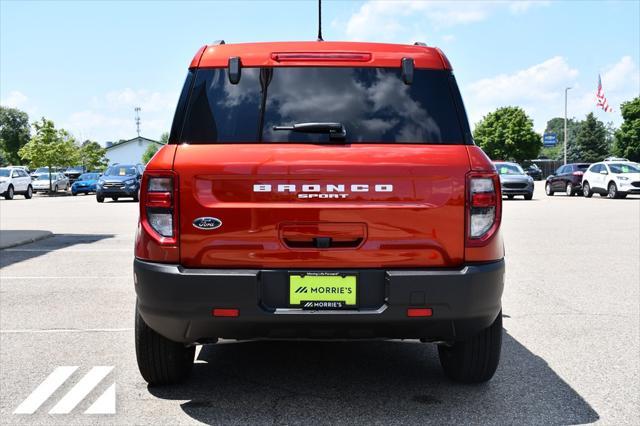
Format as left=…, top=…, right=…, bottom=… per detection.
left=0, top=231, right=54, bottom=250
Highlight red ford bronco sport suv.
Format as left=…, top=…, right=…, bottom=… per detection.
left=134, top=41, right=504, bottom=385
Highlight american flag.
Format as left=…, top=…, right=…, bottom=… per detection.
left=596, top=74, right=613, bottom=112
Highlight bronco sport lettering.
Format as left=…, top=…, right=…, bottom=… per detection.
left=134, top=40, right=505, bottom=387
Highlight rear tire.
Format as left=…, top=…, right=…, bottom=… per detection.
left=25, top=185, right=33, bottom=199
left=438, top=311, right=502, bottom=383
left=583, top=182, right=593, bottom=198
left=545, top=182, right=554, bottom=196
left=135, top=303, right=195, bottom=386
left=5, top=185, right=14, bottom=200
left=565, top=182, right=573, bottom=196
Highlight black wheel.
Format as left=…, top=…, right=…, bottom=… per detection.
left=608, top=182, right=620, bottom=199
left=524, top=192, right=533, bottom=200
left=438, top=311, right=502, bottom=383
left=53, top=185, right=58, bottom=193
left=112, top=196, right=118, bottom=201
left=565, top=182, right=573, bottom=196
left=133, top=192, right=139, bottom=202
left=4, top=185, right=14, bottom=200
left=25, top=185, right=33, bottom=199
left=135, top=303, right=195, bottom=385
left=72, top=192, right=77, bottom=196
left=545, top=182, right=554, bottom=196
left=507, top=195, right=514, bottom=199
left=96, top=194, right=104, bottom=203
left=583, top=182, right=593, bottom=198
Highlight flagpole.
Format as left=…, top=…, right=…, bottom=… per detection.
left=564, top=87, right=572, bottom=165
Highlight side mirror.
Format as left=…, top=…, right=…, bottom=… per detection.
left=599, top=170, right=608, bottom=175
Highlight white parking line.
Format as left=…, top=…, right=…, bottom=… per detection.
left=1, top=328, right=132, bottom=334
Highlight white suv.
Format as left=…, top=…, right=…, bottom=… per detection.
left=582, top=161, right=640, bottom=198
left=0, top=167, right=34, bottom=200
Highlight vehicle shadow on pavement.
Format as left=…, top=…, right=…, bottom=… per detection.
left=148, top=330, right=599, bottom=425
left=0, top=233, right=116, bottom=268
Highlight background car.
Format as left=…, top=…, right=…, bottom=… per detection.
left=64, top=165, right=86, bottom=185
left=0, top=167, right=33, bottom=199
left=521, top=162, right=543, bottom=180
left=96, top=164, right=144, bottom=202
left=545, top=163, right=590, bottom=196
left=30, top=166, right=63, bottom=179
left=494, top=161, right=534, bottom=200
left=582, top=161, right=640, bottom=199
left=32, top=172, right=69, bottom=193
left=71, top=172, right=101, bottom=195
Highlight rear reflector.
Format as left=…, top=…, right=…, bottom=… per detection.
left=407, top=308, right=433, bottom=317
left=212, top=308, right=239, bottom=317
left=146, top=192, right=172, bottom=208
left=271, top=52, right=372, bottom=62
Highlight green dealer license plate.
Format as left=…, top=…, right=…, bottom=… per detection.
left=289, top=273, right=357, bottom=309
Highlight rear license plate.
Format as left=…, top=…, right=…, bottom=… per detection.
left=289, top=272, right=357, bottom=309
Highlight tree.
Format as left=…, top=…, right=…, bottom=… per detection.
left=540, top=117, right=580, bottom=160
left=79, top=140, right=108, bottom=171
left=473, top=106, right=541, bottom=162
left=572, top=113, right=609, bottom=163
left=0, top=106, right=31, bottom=164
left=142, top=133, right=168, bottom=163
left=159, top=132, right=169, bottom=144
left=141, top=144, right=159, bottom=164
left=613, top=97, right=640, bottom=161
left=18, top=118, right=79, bottom=191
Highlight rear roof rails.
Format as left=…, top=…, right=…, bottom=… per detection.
left=414, top=42, right=427, bottom=46
left=211, top=40, right=225, bottom=45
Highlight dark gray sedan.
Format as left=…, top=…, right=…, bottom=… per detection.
left=494, top=162, right=534, bottom=200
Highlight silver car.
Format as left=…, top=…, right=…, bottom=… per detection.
left=32, top=172, right=70, bottom=193
left=494, top=162, right=534, bottom=200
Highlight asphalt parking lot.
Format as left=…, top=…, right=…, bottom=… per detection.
left=0, top=184, right=638, bottom=425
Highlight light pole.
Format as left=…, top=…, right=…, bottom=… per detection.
left=564, top=87, right=572, bottom=165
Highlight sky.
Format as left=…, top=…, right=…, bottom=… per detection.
left=1, top=0, right=639, bottom=144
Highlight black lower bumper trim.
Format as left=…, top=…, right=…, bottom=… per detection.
left=134, top=259, right=504, bottom=343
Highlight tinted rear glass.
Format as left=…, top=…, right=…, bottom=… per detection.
left=576, top=164, right=589, bottom=171
left=177, top=68, right=464, bottom=144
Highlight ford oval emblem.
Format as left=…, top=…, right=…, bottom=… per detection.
left=193, top=217, right=222, bottom=230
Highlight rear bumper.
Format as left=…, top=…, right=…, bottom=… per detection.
left=134, top=259, right=504, bottom=343
left=134, top=258, right=504, bottom=343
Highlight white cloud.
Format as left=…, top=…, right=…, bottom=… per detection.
left=344, top=1, right=550, bottom=41
left=464, top=56, right=578, bottom=128
left=1, top=90, right=28, bottom=108
left=509, top=1, right=551, bottom=14
left=102, top=88, right=176, bottom=113
left=65, top=88, right=179, bottom=143
left=463, top=55, right=639, bottom=132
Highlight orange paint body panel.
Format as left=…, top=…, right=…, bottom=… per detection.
left=173, top=144, right=470, bottom=268
left=196, top=41, right=451, bottom=69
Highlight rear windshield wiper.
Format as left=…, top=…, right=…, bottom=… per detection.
left=273, top=122, right=347, bottom=142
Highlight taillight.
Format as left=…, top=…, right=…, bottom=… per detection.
left=572, top=171, right=584, bottom=176
left=140, top=172, right=178, bottom=244
left=466, top=172, right=501, bottom=247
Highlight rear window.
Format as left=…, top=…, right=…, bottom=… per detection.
left=176, top=67, right=465, bottom=144
left=576, top=164, right=589, bottom=171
